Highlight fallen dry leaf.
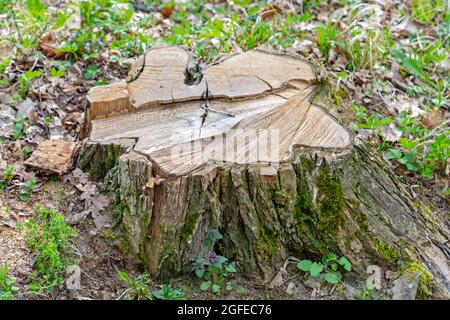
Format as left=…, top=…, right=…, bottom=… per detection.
left=39, top=33, right=65, bottom=59
left=64, top=168, right=112, bottom=229
left=161, top=6, right=173, bottom=19
left=267, top=266, right=287, bottom=289
left=421, top=109, right=441, bottom=129
left=260, top=6, right=277, bottom=20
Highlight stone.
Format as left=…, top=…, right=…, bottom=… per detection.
left=286, top=282, right=297, bottom=295
left=304, top=278, right=321, bottom=289
left=16, top=98, right=36, bottom=120
left=392, top=273, right=421, bottom=300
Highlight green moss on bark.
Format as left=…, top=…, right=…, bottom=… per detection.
left=316, top=165, right=345, bottom=235
left=293, top=163, right=314, bottom=230
left=78, top=142, right=122, bottom=180
left=372, top=237, right=402, bottom=265
left=180, top=211, right=200, bottom=241
left=256, top=225, right=278, bottom=260
left=272, top=189, right=288, bottom=206
left=398, top=261, right=434, bottom=299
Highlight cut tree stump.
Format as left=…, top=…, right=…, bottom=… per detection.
left=79, top=47, right=449, bottom=298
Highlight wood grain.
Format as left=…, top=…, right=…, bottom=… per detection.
left=87, top=47, right=352, bottom=176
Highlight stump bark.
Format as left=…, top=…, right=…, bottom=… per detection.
left=79, top=47, right=449, bottom=298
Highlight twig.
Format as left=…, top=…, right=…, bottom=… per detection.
left=8, top=1, right=24, bottom=45
left=116, top=288, right=131, bottom=300
left=413, top=119, right=450, bottom=150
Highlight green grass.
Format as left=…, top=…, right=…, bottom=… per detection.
left=0, top=263, right=18, bottom=300
left=116, top=269, right=186, bottom=300
left=19, top=205, right=77, bottom=293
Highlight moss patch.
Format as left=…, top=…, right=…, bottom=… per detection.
left=101, top=228, right=130, bottom=254
left=256, top=225, right=278, bottom=260
left=292, top=161, right=345, bottom=254
left=272, top=188, right=288, bottom=206
left=398, top=261, right=434, bottom=299
left=180, top=211, right=200, bottom=241
left=79, top=143, right=122, bottom=180
left=316, top=165, right=345, bottom=235
left=293, top=164, right=314, bottom=229
left=372, top=237, right=401, bottom=265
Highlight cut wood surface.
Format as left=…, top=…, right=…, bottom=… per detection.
left=25, top=140, right=80, bottom=175
left=88, top=47, right=352, bottom=177
left=81, top=47, right=449, bottom=298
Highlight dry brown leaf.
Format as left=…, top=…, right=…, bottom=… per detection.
left=421, top=109, right=441, bottom=129
left=161, top=6, right=173, bottom=19
left=260, top=6, right=277, bottom=20
left=39, top=33, right=65, bottom=59
left=267, top=266, right=287, bottom=289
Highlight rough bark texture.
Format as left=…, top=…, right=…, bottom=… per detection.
left=78, top=141, right=449, bottom=299
left=78, top=46, right=449, bottom=299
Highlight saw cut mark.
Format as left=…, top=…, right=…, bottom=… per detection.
left=87, top=47, right=352, bottom=177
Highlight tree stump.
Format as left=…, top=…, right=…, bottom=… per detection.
left=79, top=47, right=449, bottom=298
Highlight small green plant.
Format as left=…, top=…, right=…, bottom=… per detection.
left=441, top=188, right=450, bottom=198
left=297, top=252, right=352, bottom=284
left=22, top=146, right=30, bottom=157
left=357, top=283, right=384, bottom=300
left=2, top=0, right=71, bottom=53
left=391, top=48, right=433, bottom=88
left=353, top=105, right=393, bottom=130
left=0, top=165, right=14, bottom=191
left=0, top=263, right=18, bottom=300
left=17, top=69, right=42, bottom=98
left=358, top=285, right=375, bottom=300
left=385, top=148, right=420, bottom=172
left=385, top=112, right=450, bottom=178
left=315, top=22, right=340, bottom=59
left=84, top=63, right=101, bottom=79
left=410, top=0, right=445, bottom=24
left=12, top=117, right=27, bottom=140
left=116, top=269, right=152, bottom=300
left=152, top=284, right=186, bottom=300
left=43, top=115, right=53, bottom=127
left=50, top=67, right=65, bottom=78
left=0, top=56, right=11, bottom=86
left=191, top=228, right=237, bottom=294
left=19, top=177, right=37, bottom=201
left=21, top=205, right=77, bottom=292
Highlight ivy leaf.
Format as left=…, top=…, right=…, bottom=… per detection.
left=309, top=262, right=323, bottom=277
left=195, top=268, right=205, bottom=278
left=405, top=160, right=419, bottom=172
left=297, top=260, right=313, bottom=272
left=84, top=64, right=101, bottom=79
left=385, top=149, right=402, bottom=160
left=225, top=263, right=236, bottom=273
left=399, top=138, right=419, bottom=151
left=323, top=252, right=337, bottom=264
left=324, top=271, right=342, bottom=284
left=338, top=256, right=352, bottom=271
left=200, top=281, right=211, bottom=291
left=211, top=284, right=221, bottom=293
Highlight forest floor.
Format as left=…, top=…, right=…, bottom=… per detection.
left=0, top=0, right=448, bottom=300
